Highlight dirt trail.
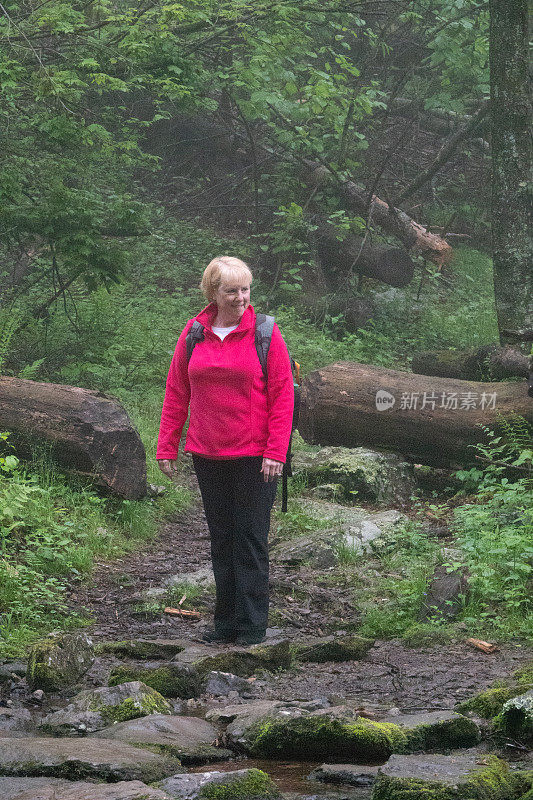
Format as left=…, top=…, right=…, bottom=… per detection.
left=67, top=465, right=533, bottom=712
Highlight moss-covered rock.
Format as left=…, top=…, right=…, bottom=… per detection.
left=108, top=664, right=201, bottom=699
left=457, top=686, right=527, bottom=719
left=95, top=639, right=186, bottom=660
left=40, top=681, right=172, bottom=735
left=377, top=711, right=480, bottom=752
left=294, top=635, right=374, bottom=663
left=371, top=753, right=532, bottom=800
left=246, top=715, right=408, bottom=762
left=292, top=446, right=417, bottom=505
left=191, top=640, right=293, bottom=678
left=158, top=767, right=282, bottom=799
left=496, top=690, right=533, bottom=742
left=26, top=633, right=94, bottom=692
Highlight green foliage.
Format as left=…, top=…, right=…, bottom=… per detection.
left=0, top=439, right=189, bottom=658
left=450, top=420, right=533, bottom=637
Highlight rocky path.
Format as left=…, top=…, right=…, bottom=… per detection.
left=1, top=456, right=532, bottom=799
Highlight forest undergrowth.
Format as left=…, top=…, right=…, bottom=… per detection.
left=0, top=219, right=531, bottom=657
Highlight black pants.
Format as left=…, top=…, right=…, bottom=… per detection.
left=192, top=455, right=277, bottom=636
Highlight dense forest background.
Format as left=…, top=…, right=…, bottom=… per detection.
left=0, top=0, right=531, bottom=656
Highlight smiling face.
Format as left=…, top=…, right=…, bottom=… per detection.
left=214, top=279, right=251, bottom=325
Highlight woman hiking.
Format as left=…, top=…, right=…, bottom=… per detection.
left=157, top=256, right=294, bottom=645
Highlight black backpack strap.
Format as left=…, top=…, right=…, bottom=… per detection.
left=186, top=320, right=205, bottom=363
left=254, top=313, right=275, bottom=379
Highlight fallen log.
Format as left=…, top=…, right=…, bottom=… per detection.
left=303, top=163, right=453, bottom=266
left=0, top=377, right=147, bottom=498
left=298, top=362, right=533, bottom=468
left=315, top=222, right=415, bottom=288
left=411, top=345, right=529, bottom=381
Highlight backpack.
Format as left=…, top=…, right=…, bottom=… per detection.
left=185, top=314, right=301, bottom=512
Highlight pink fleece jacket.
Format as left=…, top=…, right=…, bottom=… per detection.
left=156, top=303, right=294, bottom=463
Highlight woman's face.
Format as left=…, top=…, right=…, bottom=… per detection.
left=214, top=279, right=251, bottom=321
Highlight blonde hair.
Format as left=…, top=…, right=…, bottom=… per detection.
left=200, top=256, right=252, bottom=302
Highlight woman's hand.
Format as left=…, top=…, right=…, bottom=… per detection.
left=157, top=458, right=179, bottom=480
left=261, top=457, right=283, bottom=482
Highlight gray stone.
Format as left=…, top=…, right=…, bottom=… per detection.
left=90, top=713, right=227, bottom=764
left=377, top=751, right=504, bottom=786
left=205, top=699, right=285, bottom=725
left=164, top=567, right=215, bottom=591
left=270, top=534, right=338, bottom=568
left=0, top=663, right=26, bottom=678
left=292, top=446, right=417, bottom=505
left=0, top=707, right=36, bottom=737
left=40, top=681, right=172, bottom=735
left=158, top=768, right=281, bottom=799
left=0, top=737, right=181, bottom=782
left=26, top=632, right=94, bottom=692
left=204, top=671, right=250, bottom=696
left=0, top=777, right=171, bottom=799
left=308, top=763, right=380, bottom=787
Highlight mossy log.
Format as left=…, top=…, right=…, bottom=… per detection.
left=299, top=361, right=533, bottom=468
left=411, top=345, right=529, bottom=380
left=0, top=377, right=147, bottom=498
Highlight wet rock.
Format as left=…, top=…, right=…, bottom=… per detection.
left=96, top=639, right=188, bottom=660
left=40, top=681, right=172, bottom=735
left=174, top=640, right=293, bottom=679
left=90, top=713, right=229, bottom=765
left=0, top=737, right=181, bottom=782
left=294, top=636, right=374, bottom=664
left=292, top=447, right=416, bottom=505
left=499, top=690, right=533, bottom=741
left=204, top=671, right=249, bottom=696
left=205, top=699, right=285, bottom=725
left=270, top=534, right=338, bottom=569
left=373, top=752, right=531, bottom=799
left=221, top=704, right=407, bottom=762
left=245, top=712, right=407, bottom=761
left=26, top=632, right=94, bottom=692
left=0, top=707, right=36, bottom=736
left=308, top=763, right=380, bottom=786
left=377, top=710, right=480, bottom=750
left=0, top=777, right=171, bottom=799
left=109, top=664, right=202, bottom=699
left=158, top=767, right=281, bottom=799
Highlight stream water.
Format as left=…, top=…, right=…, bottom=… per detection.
left=189, top=757, right=375, bottom=798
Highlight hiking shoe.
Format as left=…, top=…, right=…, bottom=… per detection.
left=200, top=629, right=236, bottom=644
left=235, top=632, right=266, bottom=646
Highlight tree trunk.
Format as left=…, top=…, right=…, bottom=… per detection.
left=489, top=0, right=533, bottom=335
left=0, top=378, right=147, bottom=498
left=411, top=345, right=529, bottom=381
left=315, top=222, right=415, bottom=288
left=298, top=362, right=533, bottom=468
